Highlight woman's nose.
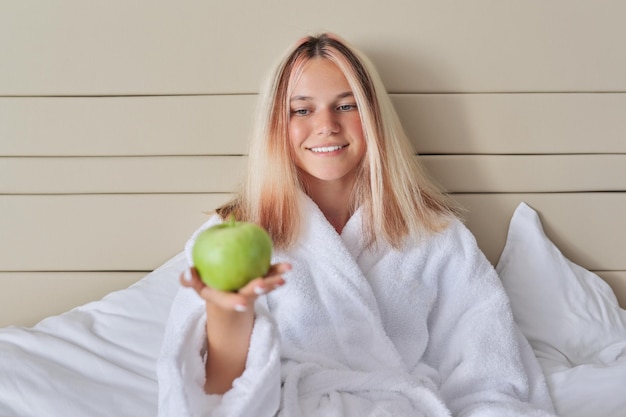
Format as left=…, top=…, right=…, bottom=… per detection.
left=315, top=110, right=340, bottom=135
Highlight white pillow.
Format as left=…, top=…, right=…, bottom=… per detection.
left=496, top=202, right=626, bottom=417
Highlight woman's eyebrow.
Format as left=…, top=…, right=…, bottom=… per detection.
left=290, top=95, right=312, bottom=102
left=290, top=91, right=354, bottom=102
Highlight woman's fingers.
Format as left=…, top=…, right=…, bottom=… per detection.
left=200, top=286, right=250, bottom=312
left=239, top=275, right=286, bottom=298
left=266, top=262, right=292, bottom=276
left=180, top=267, right=204, bottom=292
left=179, top=262, right=291, bottom=312
left=179, top=269, right=248, bottom=310
left=240, top=262, right=291, bottom=297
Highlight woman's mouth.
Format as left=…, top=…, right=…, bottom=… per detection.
left=307, top=145, right=348, bottom=153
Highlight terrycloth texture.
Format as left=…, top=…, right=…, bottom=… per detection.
left=157, top=194, right=556, bottom=417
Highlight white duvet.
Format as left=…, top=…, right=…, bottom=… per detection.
left=0, top=252, right=184, bottom=417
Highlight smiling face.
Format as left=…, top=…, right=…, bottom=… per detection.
left=288, top=58, right=367, bottom=190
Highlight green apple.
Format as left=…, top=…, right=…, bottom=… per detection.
left=192, top=217, right=273, bottom=291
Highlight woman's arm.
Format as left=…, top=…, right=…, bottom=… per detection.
left=204, top=303, right=254, bottom=394
left=181, top=264, right=289, bottom=394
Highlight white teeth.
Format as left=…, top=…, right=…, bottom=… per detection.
left=309, top=145, right=345, bottom=153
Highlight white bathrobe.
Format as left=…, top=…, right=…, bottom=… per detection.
left=157, top=194, right=556, bottom=417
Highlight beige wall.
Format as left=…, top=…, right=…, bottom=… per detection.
left=1, top=1, right=625, bottom=326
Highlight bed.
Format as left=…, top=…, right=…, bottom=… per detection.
left=1, top=2, right=625, bottom=416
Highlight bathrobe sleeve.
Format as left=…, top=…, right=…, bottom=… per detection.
left=422, top=221, right=556, bottom=417
left=157, top=215, right=283, bottom=417
left=157, top=289, right=282, bottom=417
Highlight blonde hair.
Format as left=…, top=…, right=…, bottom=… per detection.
left=217, top=33, right=459, bottom=249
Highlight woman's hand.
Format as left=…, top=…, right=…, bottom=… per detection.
left=179, top=263, right=290, bottom=394
left=180, top=262, right=291, bottom=312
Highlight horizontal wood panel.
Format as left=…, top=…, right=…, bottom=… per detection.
left=421, top=155, right=626, bottom=193
left=0, top=156, right=247, bottom=194
left=1, top=1, right=625, bottom=95
left=0, top=194, right=233, bottom=272
left=1, top=193, right=624, bottom=272
left=0, top=96, right=255, bottom=156
left=454, top=193, right=626, bottom=271
left=2, top=93, right=625, bottom=156
left=394, top=93, right=626, bottom=154
left=2, top=154, right=625, bottom=194
left=0, top=272, right=145, bottom=328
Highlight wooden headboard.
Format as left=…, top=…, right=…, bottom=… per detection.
left=2, top=1, right=625, bottom=327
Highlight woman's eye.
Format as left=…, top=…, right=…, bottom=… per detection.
left=337, top=104, right=357, bottom=111
left=291, top=108, right=310, bottom=116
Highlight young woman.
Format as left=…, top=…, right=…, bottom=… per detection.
left=158, top=33, right=556, bottom=417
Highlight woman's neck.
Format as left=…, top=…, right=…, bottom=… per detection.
left=304, top=177, right=354, bottom=234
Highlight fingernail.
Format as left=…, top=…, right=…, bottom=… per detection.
left=183, top=269, right=192, bottom=282
left=234, top=304, right=247, bottom=312
left=254, top=286, right=266, bottom=295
